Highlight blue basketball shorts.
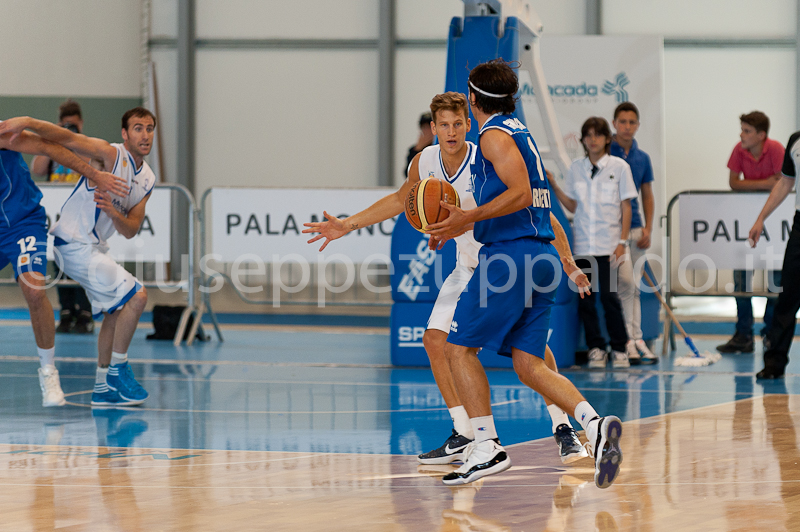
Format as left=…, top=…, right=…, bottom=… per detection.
left=0, top=210, right=48, bottom=280
left=448, top=237, right=559, bottom=358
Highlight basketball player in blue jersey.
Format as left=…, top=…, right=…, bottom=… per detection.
left=0, top=108, right=157, bottom=407
left=0, top=125, right=129, bottom=407
left=304, top=92, right=591, bottom=467
left=427, top=59, right=623, bottom=488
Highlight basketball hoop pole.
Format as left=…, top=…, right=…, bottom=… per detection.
left=461, top=0, right=572, bottom=177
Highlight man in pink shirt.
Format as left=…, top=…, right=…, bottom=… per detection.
left=718, top=111, right=785, bottom=354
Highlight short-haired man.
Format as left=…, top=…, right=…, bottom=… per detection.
left=305, top=92, right=591, bottom=467
left=405, top=112, right=434, bottom=176
left=749, top=129, right=800, bottom=379
left=0, top=121, right=128, bottom=407
left=31, top=99, right=95, bottom=335
left=549, top=117, right=638, bottom=369
left=718, top=111, right=784, bottom=354
left=0, top=107, right=157, bottom=406
left=611, top=102, right=658, bottom=364
left=428, top=60, right=623, bottom=489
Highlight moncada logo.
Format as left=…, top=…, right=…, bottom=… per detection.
left=518, top=71, right=630, bottom=103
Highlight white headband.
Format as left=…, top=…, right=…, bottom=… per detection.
left=468, top=80, right=511, bottom=98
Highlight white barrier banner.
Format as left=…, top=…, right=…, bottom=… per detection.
left=210, top=188, right=396, bottom=263
left=679, top=192, right=797, bottom=270
left=39, top=185, right=172, bottom=262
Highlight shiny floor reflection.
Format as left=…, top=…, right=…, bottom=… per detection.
left=2, top=323, right=800, bottom=530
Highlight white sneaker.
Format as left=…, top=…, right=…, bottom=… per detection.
left=635, top=339, right=658, bottom=364
left=611, top=350, right=630, bottom=368
left=38, top=365, right=66, bottom=407
left=587, top=348, right=607, bottom=368
left=442, top=439, right=511, bottom=485
left=585, top=416, right=623, bottom=489
left=625, top=340, right=641, bottom=365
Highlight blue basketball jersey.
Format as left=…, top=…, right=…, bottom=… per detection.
left=471, top=114, right=554, bottom=244
left=0, top=149, right=45, bottom=229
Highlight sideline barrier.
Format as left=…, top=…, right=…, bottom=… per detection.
left=198, top=187, right=397, bottom=343
left=663, top=189, right=796, bottom=353
left=1, top=183, right=200, bottom=346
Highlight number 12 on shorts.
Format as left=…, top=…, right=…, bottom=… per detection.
left=17, top=236, right=37, bottom=253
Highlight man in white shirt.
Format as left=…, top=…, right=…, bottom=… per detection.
left=548, top=117, right=638, bottom=368
left=0, top=108, right=157, bottom=406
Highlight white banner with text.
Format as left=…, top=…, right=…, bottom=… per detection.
left=209, top=187, right=396, bottom=263
left=679, top=192, right=797, bottom=270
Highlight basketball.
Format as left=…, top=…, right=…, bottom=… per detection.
left=404, top=178, right=461, bottom=233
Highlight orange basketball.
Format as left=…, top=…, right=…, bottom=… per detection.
left=404, top=178, right=461, bottom=233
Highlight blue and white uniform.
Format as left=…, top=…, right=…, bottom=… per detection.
left=415, top=142, right=481, bottom=333
left=448, top=114, right=558, bottom=358
left=0, top=147, right=48, bottom=279
left=50, top=144, right=154, bottom=318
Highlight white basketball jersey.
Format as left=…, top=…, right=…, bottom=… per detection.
left=417, top=142, right=482, bottom=268
left=51, top=143, right=155, bottom=248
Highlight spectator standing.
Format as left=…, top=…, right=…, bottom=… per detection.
left=611, top=102, right=657, bottom=364
left=404, top=112, right=434, bottom=176
left=717, top=111, right=784, bottom=354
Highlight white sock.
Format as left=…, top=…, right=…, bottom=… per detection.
left=111, top=352, right=127, bottom=366
left=547, top=404, right=571, bottom=433
left=449, top=406, right=474, bottom=439
left=470, top=415, right=498, bottom=443
left=575, top=401, right=600, bottom=433
left=94, top=367, right=109, bottom=392
left=37, top=346, right=55, bottom=369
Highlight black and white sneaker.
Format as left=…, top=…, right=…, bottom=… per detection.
left=418, top=429, right=473, bottom=465
left=553, top=424, right=590, bottom=464
left=587, top=416, right=623, bottom=489
left=441, top=439, right=511, bottom=485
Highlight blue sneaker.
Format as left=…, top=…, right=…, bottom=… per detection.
left=106, top=362, right=149, bottom=403
left=91, top=387, right=144, bottom=407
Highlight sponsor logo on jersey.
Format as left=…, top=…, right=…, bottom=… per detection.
left=122, top=158, right=128, bottom=168
left=428, top=171, right=435, bottom=178
left=17, top=254, right=29, bottom=268
left=450, top=321, right=458, bottom=333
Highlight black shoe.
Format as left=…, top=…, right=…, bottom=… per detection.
left=553, top=424, right=589, bottom=464
left=56, top=310, right=74, bottom=334
left=762, top=335, right=772, bottom=351
left=74, top=310, right=95, bottom=334
left=716, top=333, right=754, bottom=354
left=589, top=416, right=623, bottom=489
left=756, top=366, right=785, bottom=379
left=418, top=429, right=473, bottom=465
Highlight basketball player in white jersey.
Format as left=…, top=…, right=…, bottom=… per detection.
left=0, top=108, right=156, bottom=407
left=304, top=92, right=590, bottom=466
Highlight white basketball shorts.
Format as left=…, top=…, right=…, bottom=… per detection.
left=427, top=261, right=475, bottom=333
left=54, top=242, right=142, bottom=319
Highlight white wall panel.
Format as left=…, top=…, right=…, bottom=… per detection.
left=397, top=0, right=584, bottom=40
left=195, top=50, right=379, bottom=192
left=664, top=48, right=796, bottom=202
left=151, top=0, right=178, bottom=39
left=149, top=49, right=178, bottom=184
left=0, top=0, right=141, bottom=97
left=196, top=0, right=379, bottom=39
left=603, top=0, right=796, bottom=38
left=394, top=48, right=449, bottom=185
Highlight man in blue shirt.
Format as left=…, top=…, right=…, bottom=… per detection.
left=610, top=102, right=658, bottom=364
left=0, top=125, right=127, bottom=407
left=427, top=59, right=623, bottom=490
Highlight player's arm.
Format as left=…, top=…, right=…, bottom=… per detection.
left=748, top=175, right=795, bottom=246
left=302, top=153, right=422, bottom=251
left=546, top=169, right=577, bottom=213
left=427, top=131, right=531, bottom=238
left=549, top=212, right=590, bottom=297
left=0, top=116, right=117, bottom=170
left=31, top=154, right=51, bottom=176
left=0, top=130, right=129, bottom=197
left=95, top=190, right=150, bottom=239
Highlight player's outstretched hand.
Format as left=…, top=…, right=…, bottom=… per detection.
left=562, top=258, right=591, bottom=298
left=0, top=116, right=29, bottom=142
left=93, top=191, right=118, bottom=219
left=427, top=235, right=452, bottom=251
left=302, top=211, right=348, bottom=251
left=425, top=201, right=472, bottom=240
left=90, top=171, right=130, bottom=198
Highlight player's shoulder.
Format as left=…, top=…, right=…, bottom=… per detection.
left=786, top=131, right=800, bottom=154
left=139, top=162, right=157, bottom=190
